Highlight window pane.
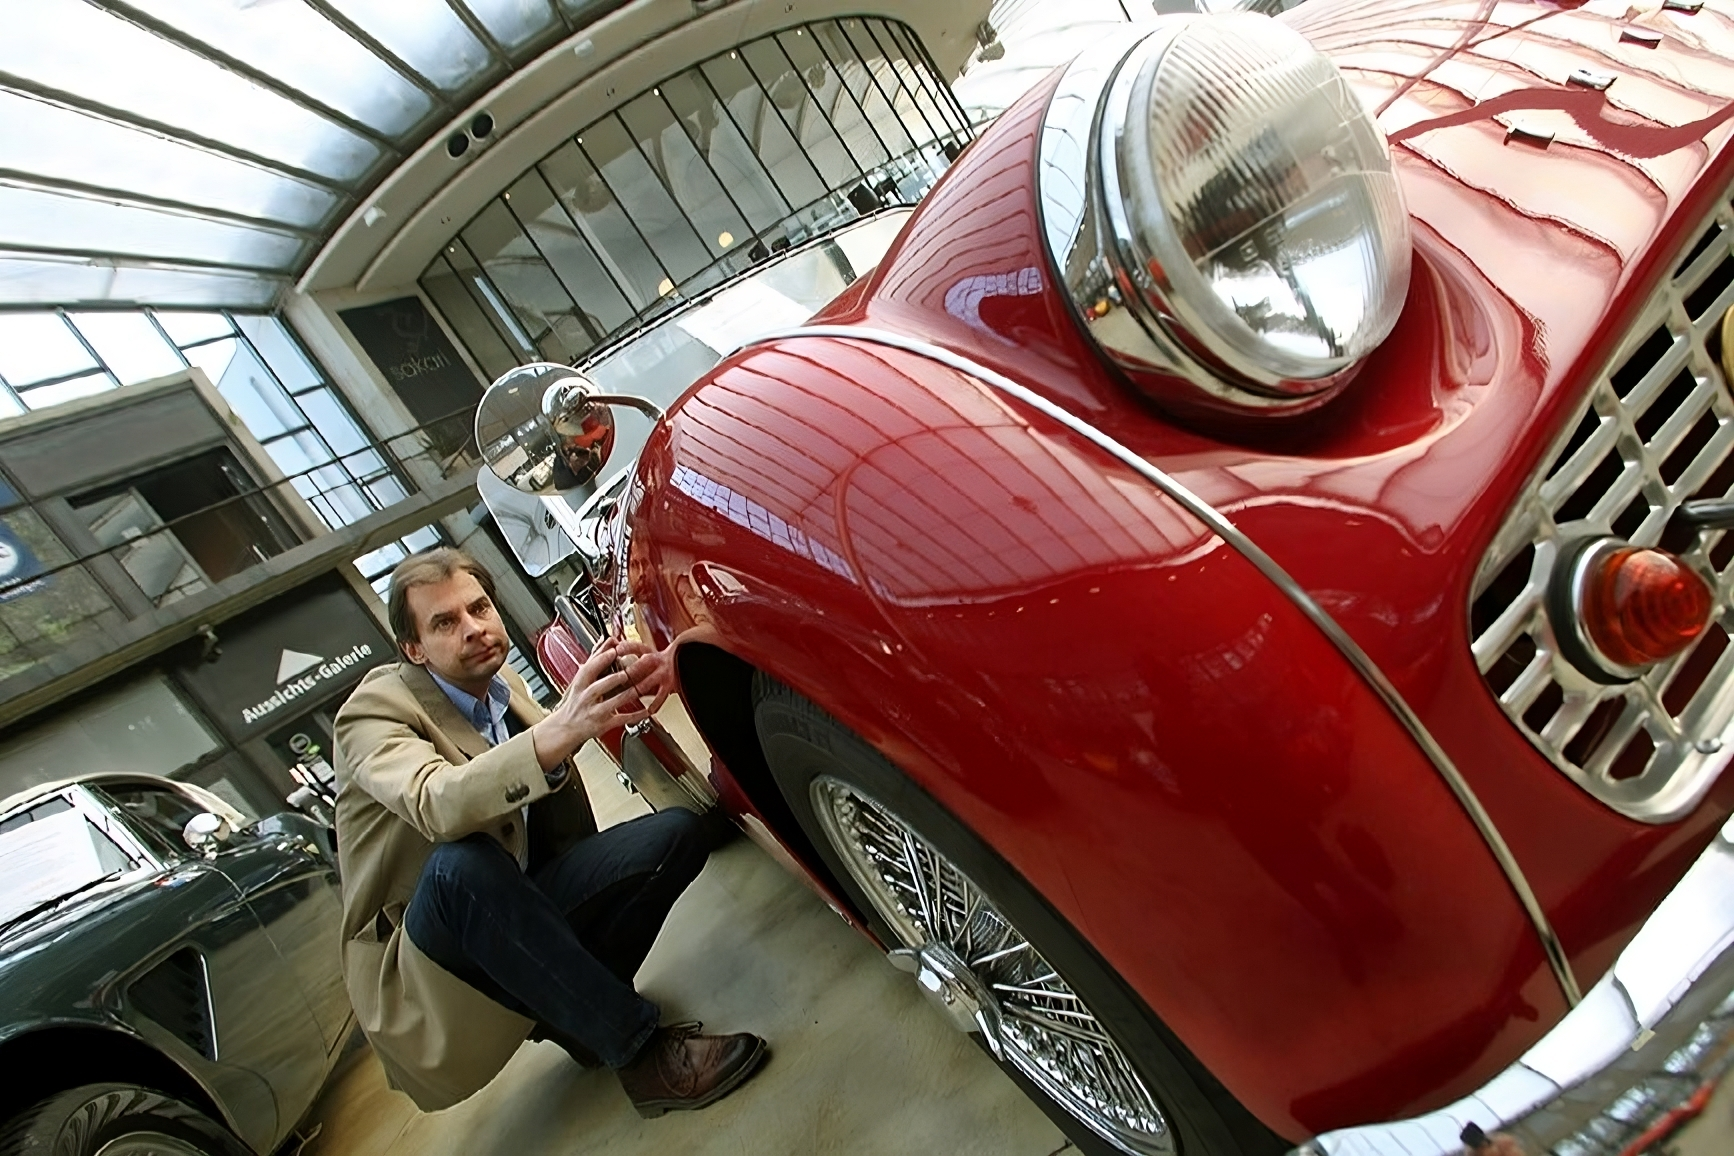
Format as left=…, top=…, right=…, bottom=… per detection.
left=739, top=40, right=856, bottom=192
left=661, top=71, right=789, bottom=234
left=619, top=91, right=749, bottom=264
left=0, top=677, right=219, bottom=799
left=67, top=312, right=185, bottom=386
left=465, top=0, right=559, bottom=51
left=1, top=0, right=381, bottom=180
left=79, top=493, right=207, bottom=605
left=233, top=315, right=323, bottom=393
left=264, top=430, right=317, bottom=478
left=580, top=118, right=710, bottom=285
left=825, top=22, right=919, bottom=157
left=368, top=475, right=409, bottom=507
left=157, top=312, right=234, bottom=346
left=0, top=507, right=116, bottom=687
left=880, top=21, right=967, bottom=137
left=420, top=256, right=517, bottom=380
left=2, top=8, right=344, bottom=177
left=508, top=171, right=634, bottom=336
left=850, top=21, right=938, bottom=146
left=541, top=142, right=668, bottom=309
left=0, top=92, right=338, bottom=229
left=19, top=373, right=112, bottom=410
left=0, top=187, right=304, bottom=271
left=354, top=541, right=406, bottom=579
left=295, top=390, right=369, bottom=456
left=461, top=200, right=589, bottom=362
left=211, top=343, right=305, bottom=442
left=446, top=241, right=537, bottom=358
left=0, top=313, right=96, bottom=387
left=0, top=257, right=281, bottom=311
left=182, top=336, right=243, bottom=391
left=779, top=29, right=889, bottom=171
left=327, top=0, right=490, bottom=90
left=701, top=53, right=826, bottom=213
left=125, top=0, right=432, bottom=134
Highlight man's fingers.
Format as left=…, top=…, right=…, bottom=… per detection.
left=572, top=644, right=620, bottom=688
left=582, top=667, right=637, bottom=704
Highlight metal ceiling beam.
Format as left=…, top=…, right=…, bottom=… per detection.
left=0, top=170, right=320, bottom=240
left=299, top=0, right=454, bottom=111
left=0, top=73, right=353, bottom=196
left=81, top=0, right=402, bottom=155
left=0, top=242, right=296, bottom=276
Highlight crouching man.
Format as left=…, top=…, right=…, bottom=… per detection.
left=332, top=547, right=767, bottom=1117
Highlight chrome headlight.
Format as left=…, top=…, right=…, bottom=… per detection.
left=1040, top=13, right=1410, bottom=415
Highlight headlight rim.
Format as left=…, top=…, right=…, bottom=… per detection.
left=1037, top=13, right=1410, bottom=417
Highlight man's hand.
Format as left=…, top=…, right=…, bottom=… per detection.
left=530, top=639, right=672, bottom=772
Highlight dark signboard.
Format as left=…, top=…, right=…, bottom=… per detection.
left=177, top=573, right=394, bottom=743
left=339, top=296, right=483, bottom=456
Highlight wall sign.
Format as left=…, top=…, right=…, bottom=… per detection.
left=0, top=522, right=47, bottom=604
left=338, top=297, right=483, bottom=455
left=177, top=573, right=393, bottom=743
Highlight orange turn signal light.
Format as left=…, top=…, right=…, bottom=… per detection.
left=1581, top=546, right=1713, bottom=667
left=1550, top=538, right=1717, bottom=683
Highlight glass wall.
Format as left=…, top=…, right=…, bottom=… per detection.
left=0, top=309, right=407, bottom=534
left=0, top=309, right=438, bottom=651
left=0, top=676, right=221, bottom=800
left=421, top=17, right=970, bottom=379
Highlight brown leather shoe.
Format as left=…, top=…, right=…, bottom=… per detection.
left=616, top=1022, right=768, bottom=1118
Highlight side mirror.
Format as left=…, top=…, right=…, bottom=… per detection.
left=182, top=811, right=233, bottom=857
left=475, top=361, right=664, bottom=496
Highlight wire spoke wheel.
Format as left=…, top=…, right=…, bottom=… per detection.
left=811, top=774, right=1175, bottom=1156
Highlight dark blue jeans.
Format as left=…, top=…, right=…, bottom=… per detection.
left=403, top=807, right=709, bottom=1069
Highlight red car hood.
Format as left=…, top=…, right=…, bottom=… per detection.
left=827, top=0, right=1734, bottom=997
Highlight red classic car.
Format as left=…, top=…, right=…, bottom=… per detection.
left=481, top=2, right=1734, bottom=1154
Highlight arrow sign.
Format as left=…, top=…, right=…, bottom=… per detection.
left=276, top=649, right=323, bottom=683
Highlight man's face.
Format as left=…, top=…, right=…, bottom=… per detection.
left=400, top=571, right=509, bottom=691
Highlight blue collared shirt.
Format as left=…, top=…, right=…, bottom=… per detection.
left=429, top=670, right=527, bottom=869
left=429, top=670, right=513, bottom=748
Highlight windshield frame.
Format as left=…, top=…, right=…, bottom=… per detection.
left=0, top=785, right=163, bottom=930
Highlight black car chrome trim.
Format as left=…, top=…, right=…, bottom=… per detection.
left=744, top=323, right=1583, bottom=1008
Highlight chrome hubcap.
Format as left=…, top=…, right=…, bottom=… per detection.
left=812, top=775, right=1175, bottom=1156
left=888, top=942, right=1004, bottom=1051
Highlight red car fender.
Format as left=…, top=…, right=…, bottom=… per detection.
left=630, top=336, right=1564, bottom=1140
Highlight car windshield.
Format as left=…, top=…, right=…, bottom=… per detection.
left=0, top=797, right=137, bottom=928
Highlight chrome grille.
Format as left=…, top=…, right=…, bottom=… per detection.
left=1470, top=188, right=1734, bottom=823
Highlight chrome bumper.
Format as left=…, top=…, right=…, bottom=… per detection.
left=1297, top=815, right=1734, bottom=1156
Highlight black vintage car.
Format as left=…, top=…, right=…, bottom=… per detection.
left=0, top=774, right=351, bottom=1155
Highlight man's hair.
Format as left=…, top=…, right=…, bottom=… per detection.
left=386, top=547, right=498, bottom=646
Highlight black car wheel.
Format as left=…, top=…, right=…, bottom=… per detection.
left=753, top=674, right=1287, bottom=1156
left=0, top=1083, right=248, bottom=1156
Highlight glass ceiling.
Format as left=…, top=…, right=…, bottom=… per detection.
left=0, top=0, right=617, bottom=310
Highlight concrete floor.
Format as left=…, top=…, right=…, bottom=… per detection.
left=299, top=746, right=1070, bottom=1156
left=300, top=743, right=1734, bottom=1156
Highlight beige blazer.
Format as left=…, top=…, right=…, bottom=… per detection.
left=332, top=661, right=596, bottom=1110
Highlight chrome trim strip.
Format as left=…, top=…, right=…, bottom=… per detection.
left=743, top=323, right=1583, bottom=1007
left=1296, top=813, right=1734, bottom=1156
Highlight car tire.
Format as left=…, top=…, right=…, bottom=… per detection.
left=753, top=674, right=1288, bottom=1156
left=0, top=1083, right=248, bottom=1156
